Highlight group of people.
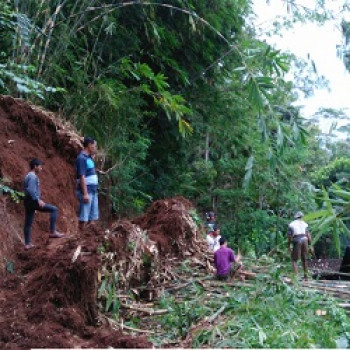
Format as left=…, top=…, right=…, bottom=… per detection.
left=205, top=212, right=242, bottom=281
left=23, top=138, right=313, bottom=281
left=206, top=210, right=313, bottom=281
left=23, top=136, right=99, bottom=250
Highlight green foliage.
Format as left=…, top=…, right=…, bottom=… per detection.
left=0, top=3, right=63, bottom=98
left=0, top=62, right=64, bottom=98
left=0, top=178, right=24, bottom=203
left=189, top=209, right=202, bottom=227
left=304, top=184, right=350, bottom=257
left=192, top=285, right=349, bottom=348
left=152, top=262, right=350, bottom=348
left=159, top=298, right=206, bottom=338
left=0, top=0, right=339, bottom=261
left=98, top=271, right=120, bottom=315
left=312, top=157, right=350, bottom=189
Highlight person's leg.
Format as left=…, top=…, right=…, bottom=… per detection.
left=216, top=274, right=229, bottom=281
left=230, top=261, right=243, bottom=281
left=37, top=204, right=64, bottom=237
left=292, top=240, right=301, bottom=275
left=24, top=207, right=35, bottom=247
left=37, top=204, right=58, bottom=233
left=77, top=191, right=91, bottom=230
left=88, top=191, right=99, bottom=224
left=300, top=238, right=309, bottom=280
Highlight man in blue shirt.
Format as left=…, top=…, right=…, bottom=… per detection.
left=23, top=158, right=65, bottom=250
left=75, top=136, right=99, bottom=229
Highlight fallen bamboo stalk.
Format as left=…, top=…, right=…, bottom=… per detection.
left=240, top=270, right=257, bottom=279
left=303, top=281, right=350, bottom=289
left=310, top=279, right=350, bottom=284
left=102, top=315, right=155, bottom=334
left=298, top=299, right=350, bottom=308
left=300, top=287, right=350, bottom=300
left=120, top=324, right=155, bottom=334
left=300, top=284, right=350, bottom=296
left=208, top=281, right=255, bottom=288
left=166, top=276, right=213, bottom=291
left=115, top=294, right=133, bottom=299
left=120, top=303, right=168, bottom=315
left=208, top=302, right=227, bottom=323
left=311, top=269, right=350, bottom=278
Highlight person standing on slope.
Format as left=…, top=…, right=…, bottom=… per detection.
left=75, top=136, right=99, bottom=229
left=23, top=158, right=65, bottom=250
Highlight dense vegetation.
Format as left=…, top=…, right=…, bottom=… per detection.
left=1, top=0, right=350, bottom=257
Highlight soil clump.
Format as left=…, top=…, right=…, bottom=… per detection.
left=0, top=95, right=211, bottom=348
left=0, top=96, right=152, bottom=348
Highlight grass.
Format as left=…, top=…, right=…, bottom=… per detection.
left=148, top=262, right=350, bottom=348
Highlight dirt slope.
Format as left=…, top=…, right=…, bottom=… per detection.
left=0, top=95, right=79, bottom=269
left=0, top=96, right=151, bottom=348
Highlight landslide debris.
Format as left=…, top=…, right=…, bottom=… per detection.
left=0, top=95, right=210, bottom=349
left=0, top=96, right=151, bottom=348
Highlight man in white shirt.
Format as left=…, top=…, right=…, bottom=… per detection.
left=207, top=225, right=221, bottom=252
left=288, top=211, right=312, bottom=280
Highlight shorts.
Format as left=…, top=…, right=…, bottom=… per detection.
left=77, top=190, right=99, bottom=222
left=292, top=235, right=308, bottom=261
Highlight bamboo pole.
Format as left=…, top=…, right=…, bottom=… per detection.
left=120, top=303, right=168, bottom=315
left=208, top=302, right=227, bottom=323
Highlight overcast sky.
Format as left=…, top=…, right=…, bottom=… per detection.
left=253, top=0, right=350, bottom=127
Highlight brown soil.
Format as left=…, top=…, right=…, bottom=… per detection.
left=0, top=96, right=152, bottom=349
left=0, top=95, right=211, bottom=349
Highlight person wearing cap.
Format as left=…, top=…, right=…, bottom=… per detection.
left=214, top=236, right=242, bottom=280
left=206, top=224, right=221, bottom=252
left=75, top=136, right=99, bottom=229
left=23, top=158, right=65, bottom=250
left=288, top=211, right=312, bottom=280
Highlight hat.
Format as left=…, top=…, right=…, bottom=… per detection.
left=294, top=211, right=304, bottom=219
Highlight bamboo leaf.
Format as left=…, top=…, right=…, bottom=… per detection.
left=243, top=155, right=254, bottom=190
left=333, top=224, right=340, bottom=257
left=304, top=210, right=330, bottom=221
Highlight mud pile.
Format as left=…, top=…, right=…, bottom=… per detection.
left=0, top=95, right=80, bottom=271
left=98, top=197, right=210, bottom=302
left=0, top=95, right=210, bottom=348
left=0, top=96, right=151, bottom=348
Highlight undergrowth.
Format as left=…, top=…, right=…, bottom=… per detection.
left=150, top=263, right=350, bottom=348
left=0, top=178, right=24, bottom=203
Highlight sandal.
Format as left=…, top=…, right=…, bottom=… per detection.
left=49, top=232, right=65, bottom=238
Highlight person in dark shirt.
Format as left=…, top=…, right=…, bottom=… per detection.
left=75, top=136, right=99, bottom=229
left=214, top=236, right=242, bottom=281
left=23, top=158, right=65, bottom=250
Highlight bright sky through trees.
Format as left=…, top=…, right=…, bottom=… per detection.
left=253, top=0, right=350, bottom=134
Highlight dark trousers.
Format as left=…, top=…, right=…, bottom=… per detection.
left=24, top=200, right=58, bottom=245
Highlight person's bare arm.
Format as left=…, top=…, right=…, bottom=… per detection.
left=79, top=175, right=89, bottom=203
left=288, top=227, right=293, bottom=252
left=306, top=229, right=311, bottom=244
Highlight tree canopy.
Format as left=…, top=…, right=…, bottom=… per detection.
left=1, top=0, right=350, bottom=256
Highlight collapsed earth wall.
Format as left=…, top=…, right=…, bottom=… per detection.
left=0, top=95, right=151, bottom=348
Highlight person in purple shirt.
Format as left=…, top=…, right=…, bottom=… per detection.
left=214, top=236, right=242, bottom=280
